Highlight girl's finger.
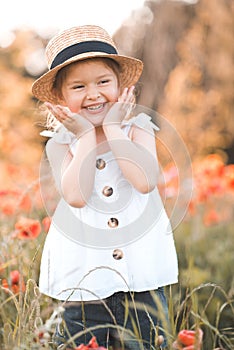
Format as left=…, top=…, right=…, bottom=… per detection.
left=118, top=87, right=128, bottom=103
left=56, top=105, right=74, bottom=120
left=45, top=103, right=66, bottom=122
left=128, top=85, right=135, bottom=95
left=63, top=107, right=76, bottom=119
left=45, top=102, right=56, bottom=114
left=120, top=86, right=135, bottom=104
left=44, top=101, right=54, bottom=109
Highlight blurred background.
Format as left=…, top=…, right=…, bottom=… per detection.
left=0, top=0, right=233, bottom=349
left=0, top=0, right=233, bottom=186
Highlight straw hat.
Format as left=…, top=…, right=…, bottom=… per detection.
left=32, top=25, right=143, bottom=104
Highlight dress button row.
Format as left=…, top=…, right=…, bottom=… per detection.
left=96, top=158, right=106, bottom=170
left=112, top=249, right=123, bottom=260
left=96, top=157, right=121, bottom=258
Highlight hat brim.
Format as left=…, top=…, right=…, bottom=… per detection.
left=32, top=52, right=143, bottom=104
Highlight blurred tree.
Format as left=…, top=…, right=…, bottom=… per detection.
left=1, top=0, right=233, bottom=181
left=160, top=0, right=234, bottom=159
left=114, top=0, right=195, bottom=110
left=114, top=0, right=234, bottom=161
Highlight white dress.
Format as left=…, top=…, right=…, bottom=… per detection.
left=39, top=114, right=178, bottom=301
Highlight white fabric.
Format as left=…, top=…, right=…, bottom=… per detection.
left=39, top=114, right=178, bottom=301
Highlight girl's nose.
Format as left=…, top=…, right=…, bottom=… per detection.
left=86, top=86, right=101, bottom=100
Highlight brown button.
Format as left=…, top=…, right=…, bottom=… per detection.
left=108, top=218, right=119, bottom=228
left=112, top=249, right=123, bottom=260
left=102, top=186, right=113, bottom=197
left=96, top=158, right=106, bottom=170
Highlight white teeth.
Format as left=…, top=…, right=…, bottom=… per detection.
left=87, top=104, right=103, bottom=111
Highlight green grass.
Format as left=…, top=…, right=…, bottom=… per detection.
left=0, top=213, right=233, bottom=349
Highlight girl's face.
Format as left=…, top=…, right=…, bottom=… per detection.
left=58, top=59, right=120, bottom=127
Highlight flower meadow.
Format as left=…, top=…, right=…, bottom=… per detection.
left=0, top=153, right=233, bottom=350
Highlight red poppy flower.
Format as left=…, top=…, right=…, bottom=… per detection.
left=0, top=189, right=31, bottom=216
left=2, top=279, right=9, bottom=289
left=203, top=209, right=220, bottom=226
left=173, top=328, right=203, bottom=350
left=10, top=270, right=20, bottom=284
left=200, top=154, right=224, bottom=177
left=1, top=270, right=26, bottom=294
left=74, top=336, right=107, bottom=350
left=15, top=216, right=41, bottom=239
left=178, top=330, right=196, bottom=346
left=161, top=163, right=179, bottom=199
left=224, top=164, right=234, bottom=192
left=192, top=154, right=226, bottom=203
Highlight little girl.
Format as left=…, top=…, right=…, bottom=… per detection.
left=32, top=25, right=178, bottom=349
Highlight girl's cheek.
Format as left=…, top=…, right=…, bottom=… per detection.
left=70, top=106, right=82, bottom=114
left=65, top=97, right=82, bottom=113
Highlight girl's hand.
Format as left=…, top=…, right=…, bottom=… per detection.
left=45, top=102, right=93, bottom=137
left=118, top=86, right=135, bottom=105
left=102, top=86, right=135, bottom=126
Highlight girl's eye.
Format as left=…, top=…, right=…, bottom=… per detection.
left=99, top=79, right=110, bottom=85
left=72, top=85, right=84, bottom=90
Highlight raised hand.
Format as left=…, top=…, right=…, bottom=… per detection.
left=102, top=86, right=135, bottom=126
left=45, top=102, right=93, bottom=138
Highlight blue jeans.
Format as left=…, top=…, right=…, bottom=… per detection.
left=54, top=288, right=169, bottom=349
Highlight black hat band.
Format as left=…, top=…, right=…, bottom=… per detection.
left=50, top=41, right=118, bottom=69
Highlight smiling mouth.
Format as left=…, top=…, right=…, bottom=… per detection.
left=86, top=103, right=104, bottom=111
